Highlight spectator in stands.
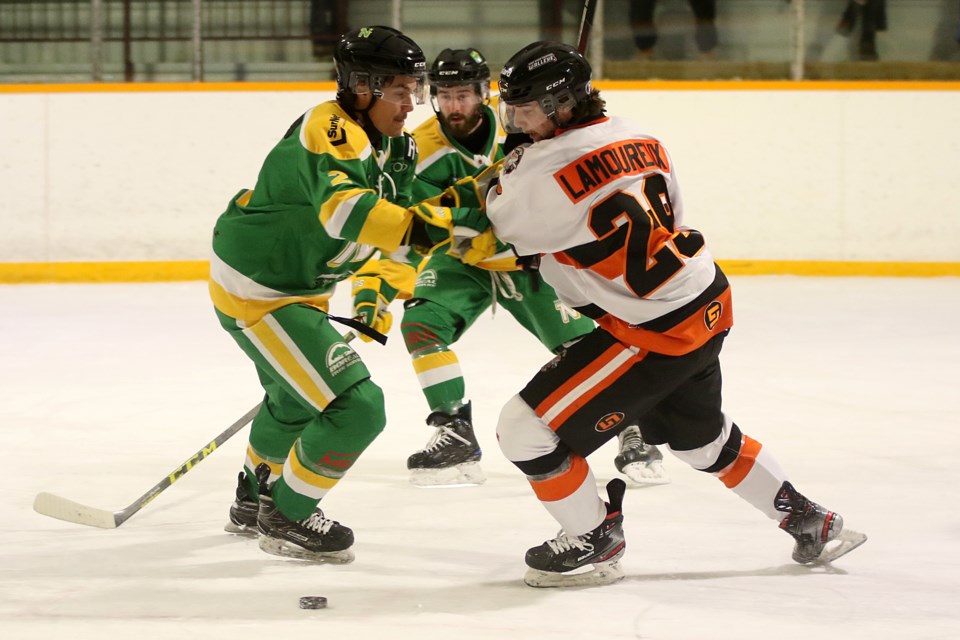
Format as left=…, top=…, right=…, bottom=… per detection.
left=631, top=0, right=719, bottom=60
left=538, top=0, right=583, bottom=43
left=310, top=0, right=346, bottom=60
left=835, top=0, right=887, bottom=61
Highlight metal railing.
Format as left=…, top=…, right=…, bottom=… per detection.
left=0, top=0, right=346, bottom=81
left=1, top=0, right=957, bottom=83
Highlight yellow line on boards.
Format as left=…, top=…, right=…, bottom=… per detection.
left=0, top=82, right=338, bottom=94
left=0, top=261, right=210, bottom=283
left=719, top=260, right=960, bottom=278
left=0, top=260, right=958, bottom=284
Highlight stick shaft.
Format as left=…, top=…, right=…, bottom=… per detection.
left=576, top=0, right=598, bottom=55
left=35, top=331, right=356, bottom=528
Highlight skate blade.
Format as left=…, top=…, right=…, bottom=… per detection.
left=409, top=461, right=486, bottom=488
left=258, top=536, right=355, bottom=564
left=524, top=560, right=625, bottom=588
left=224, top=521, right=259, bottom=537
left=814, top=528, right=868, bottom=564
left=620, top=460, right=671, bottom=486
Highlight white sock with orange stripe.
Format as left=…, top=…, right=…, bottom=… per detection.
left=534, top=457, right=608, bottom=536
left=718, top=441, right=789, bottom=521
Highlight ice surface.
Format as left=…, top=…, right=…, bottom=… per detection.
left=3, top=276, right=959, bottom=639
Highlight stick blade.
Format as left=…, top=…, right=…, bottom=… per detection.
left=33, top=492, right=119, bottom=529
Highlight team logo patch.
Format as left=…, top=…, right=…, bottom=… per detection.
left=595, top=412, right=625, bottom=433
left=704, top=301, right=723, bottom=330
left=415, top=269, right=437, bottom=288
left=504, top=146, right=525, bottom=175
left=326, top=341, right=360, bottom=376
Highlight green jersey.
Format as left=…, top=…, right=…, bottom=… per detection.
left=410, top=104, right=503, bottom=202
left=409, top=104, right=515, bottom=271
left=210, top=100, right=418, bottom=326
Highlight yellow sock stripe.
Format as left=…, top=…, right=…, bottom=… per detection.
left=282, top=443, right=339, bottom=500
left=244, top=316, right=335, bottom=412
left=244, top=445, right=284, bottom=481
left=412, top=351, right=463, bottom=389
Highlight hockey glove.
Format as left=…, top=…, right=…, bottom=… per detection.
left=445, top=206, right=493, bottom=265
left=472, top=159, right=505, bottom=201
left=455, top=228, right=499, bottom=266
left=383, top=133, right=419, bottom=207
left=405, top=202, right=455, bottom=253
left=351, top=275, right=393, bottom=343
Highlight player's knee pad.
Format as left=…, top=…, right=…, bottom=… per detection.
left=401, top=299, right=460, bottom=354
left=669, top=414, right=740, bottom=472
left=323, top=378, right=387, bottom=446
left=496, top=394, right=561, bottom=464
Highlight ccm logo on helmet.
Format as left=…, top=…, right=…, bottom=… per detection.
left=595, top=412, right=625, bottom=432
left=546, top=78, right=567, bottom=91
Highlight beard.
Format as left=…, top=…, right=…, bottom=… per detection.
left=440, top=108, right=483, bottom=140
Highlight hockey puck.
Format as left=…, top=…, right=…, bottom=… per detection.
left=299, top=596, right=328, bottom=610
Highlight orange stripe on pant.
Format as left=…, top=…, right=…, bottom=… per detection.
left=534, top=344, right=624, bottom=427
left=529, top=454, right=590, bottom=502
left=717, top=435, right=762, bottom=488
left=549, top=355, right=637, bottom=430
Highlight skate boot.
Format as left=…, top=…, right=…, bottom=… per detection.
left=224, top=471, right=259, bottom=536
left=524, top=478, right=627, bottom=588
left=775, top=481, right=867, bottom=564
left=614, top=425, right=669, bottom=486
left=253, top=463, right=355, bottom=563
left=407, top=402, right=485, bottom=487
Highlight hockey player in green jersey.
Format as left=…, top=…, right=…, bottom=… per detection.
left=209, top=26, right=488, bottom=562
left=393, top=48, right=668, bottom=487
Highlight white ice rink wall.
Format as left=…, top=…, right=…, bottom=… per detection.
left=1, top=81, right=958, bottom=281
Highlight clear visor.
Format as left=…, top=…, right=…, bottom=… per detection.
left=498, top=97, right=553, bottom=135
left=350, top=72, right=427, bottom=105
left=430, top=83, right=489, bottom=113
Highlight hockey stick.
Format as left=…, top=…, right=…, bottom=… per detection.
left=576, top=0, right=598, bottom=55
left=33, top=331, right=357, bottom=529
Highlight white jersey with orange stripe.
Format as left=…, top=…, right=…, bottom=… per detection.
left=486, top=115, right=732, bottom=356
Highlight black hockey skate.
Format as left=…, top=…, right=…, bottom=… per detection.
left=224, top=471, right=260, bottom=536
left=614, top=425, right=669, bottom=486
left=524, top=479, right=627, bottom=588
left=406, top=402, right=485, bottom=487
left=253, top=463, right=355, bottom=563
left=775, top=481, right=867, bottom=564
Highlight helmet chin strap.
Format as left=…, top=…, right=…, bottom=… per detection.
left=340, top=90, right=384, bottom=148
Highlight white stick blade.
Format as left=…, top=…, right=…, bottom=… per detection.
left=33, top=492, right=118, bottom=529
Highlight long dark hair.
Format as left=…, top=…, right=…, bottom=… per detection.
left=571, top=88, right=606, bottom=124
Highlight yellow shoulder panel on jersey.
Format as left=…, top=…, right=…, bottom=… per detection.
left=411, top=116, right=454, bottom=172
left=300, top=101, right=372, bottom=161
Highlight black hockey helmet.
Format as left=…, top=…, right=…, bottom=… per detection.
left=428, top=48, right=491, bottom=96
left=334, top=25, right=427, bottom=105
left=498, top=41, right=592, bottom=122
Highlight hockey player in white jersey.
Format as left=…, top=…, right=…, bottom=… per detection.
left=484, top=41, right=867, bottom=587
